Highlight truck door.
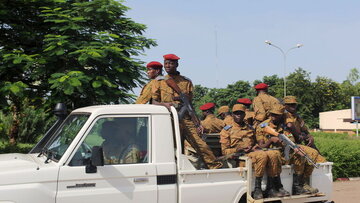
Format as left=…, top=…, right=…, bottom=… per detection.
left=56, top=116, right=157, bottom=203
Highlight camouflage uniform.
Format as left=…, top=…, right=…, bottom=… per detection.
left=103, top=141, right=140, bottom=165
left=223, top=115, right=235, bottom=125
left=244, top=109, right=255, bottom=126
left=256, top=119, right=283, bottom=177
left=220, top=122, right=268, bottom=177
left=284, top=112, right=326, bottom=178
left=253, top=92, right=281, bottom=127
left=135, top=76, right=164, bottom=104
left=201, top=114, right=225, bottom=133
left=152, top=72, right=222, bottom=169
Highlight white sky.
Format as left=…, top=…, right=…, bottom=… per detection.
left=124, top=0, right=360, bottom=89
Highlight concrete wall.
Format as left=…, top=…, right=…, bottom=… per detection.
left=319, top=109, right=356, bottom=131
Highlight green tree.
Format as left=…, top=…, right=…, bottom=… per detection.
left=0, top=0, right=156, bottom=143
left=286, top=68, right=316, bottom=127
left=347, top=68, right=360, bottom=85
left=311, top=77, right=343, bottom=128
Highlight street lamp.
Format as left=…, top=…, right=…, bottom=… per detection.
left=264, top=40, right=303, bottom=97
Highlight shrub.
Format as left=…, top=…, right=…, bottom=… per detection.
left=0, top=102, right=56, bottom=144
left=313, top=132, right=360, bottom=179
left=0, top=142, right=34, bottom=154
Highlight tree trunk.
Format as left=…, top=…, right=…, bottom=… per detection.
left=8, top=104, right=20, bottom=145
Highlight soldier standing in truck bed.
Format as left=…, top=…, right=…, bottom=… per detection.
left=220, top=104, right=268, bottom=199
left=152, top=54, right=222, bottom=169
left=253, top=83, right=282, bottom=128
left=199, top=102, right=225, bottom=133
left=135, top=61, right=164, bottom=104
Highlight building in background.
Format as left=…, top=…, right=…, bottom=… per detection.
left=319, top=109, right=356, bottom=133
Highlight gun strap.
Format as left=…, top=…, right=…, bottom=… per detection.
left=165, top=77, right=182, bottom=95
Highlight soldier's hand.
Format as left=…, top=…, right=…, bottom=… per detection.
left=197, top=125, right=204, bottom=134
left=270, top=136, right=280, bottom=143
left=251, top=145, right=261, bottom=151
left=243, top=146, right=252, bottom=153
left=306, top=135, right=314, bottom=147
left=293, top=146, right=306, bottom=156
left=163, top=102, right=173, bottom=110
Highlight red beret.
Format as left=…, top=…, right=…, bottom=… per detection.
left=254, top=83, right=268, bottom=90
left=237, top=98, right=252, bottom=105
left=199, top=102, right=216, bottom=111
left=163, top=54, right=180, bottom=60
left=146, top=61, right=163, bottom=69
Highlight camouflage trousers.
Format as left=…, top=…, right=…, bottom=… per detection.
left=247, top=150, right=268, bottom=177
left=265, top=150, right=283, bottom=177
left=291, top=145, right=327, bottom=178
left=180, top=118, right=222, bottom=169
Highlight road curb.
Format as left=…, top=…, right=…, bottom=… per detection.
left=335, top=177, right=360, bottom=181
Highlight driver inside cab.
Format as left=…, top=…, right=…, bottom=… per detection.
left=101, top=119, right=141, bottom=165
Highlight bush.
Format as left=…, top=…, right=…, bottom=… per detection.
left=0, top=102, right=56, bottom=144
left=313, top=132, right=360, bottom=180
left=18, top=105, right=56, bottom=143
left=0, top=142, right=34, bottom=154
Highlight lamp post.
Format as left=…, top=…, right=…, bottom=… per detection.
left=265, top=40, right=303, bottom=97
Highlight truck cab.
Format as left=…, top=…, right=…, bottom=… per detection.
left=0, top=104, right=333, bottom=203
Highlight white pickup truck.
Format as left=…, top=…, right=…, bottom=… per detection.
left=0, top=104, right=333, bottom=203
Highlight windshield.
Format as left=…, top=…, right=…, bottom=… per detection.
left=44, top=114, right=90, bottom=162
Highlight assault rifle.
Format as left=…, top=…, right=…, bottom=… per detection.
left=165, top=78, right=206, bottom=139
left=216, top=152, right=245, bottom=161
left=263, top=125, right=318, bottom=169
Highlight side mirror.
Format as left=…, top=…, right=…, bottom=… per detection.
left=86, top=146, right=104, bottom=173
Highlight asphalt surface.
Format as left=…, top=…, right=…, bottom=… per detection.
left=332, top=180, right=360, bottom=203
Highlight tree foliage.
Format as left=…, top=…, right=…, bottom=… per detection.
left=193, top=68, right=360, bottom=128
left=0, top=0, right=156, bottom=142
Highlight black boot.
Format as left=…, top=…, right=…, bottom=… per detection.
left=274, top=176, right=291, bottom=197
left=253, top=177, right=263, bottom=199
left=293, top=174, right=310, bottom=195
left=303, top=176, right=319, bottom=194
left=267, top=177, right=283, bottom=198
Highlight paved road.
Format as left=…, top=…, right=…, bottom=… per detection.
left=332, top=180, right=360, bottom=202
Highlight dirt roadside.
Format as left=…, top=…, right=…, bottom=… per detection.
left=332, top=180, right=360, bottom=202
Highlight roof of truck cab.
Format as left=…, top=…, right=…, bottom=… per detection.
left=72, top=104, right=171, bottom=115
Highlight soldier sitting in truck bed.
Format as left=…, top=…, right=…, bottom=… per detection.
left=219, top=104, right=268, bottom=199
left=283, top=96, right=326, bottom=194
left=199, top=102, right=225, bottom=133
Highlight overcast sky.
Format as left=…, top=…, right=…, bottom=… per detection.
left=124, top=0, right=360, bottom=89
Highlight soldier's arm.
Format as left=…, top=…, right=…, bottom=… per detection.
left=187, top=80, right=194, bottom=101
left=220, top=129, right=237, bottom=155
left=255, top=125, right=278, bottom=148
left=135, top=82, right=152, bottom=104
left=151, top=79, right=162, bottom=102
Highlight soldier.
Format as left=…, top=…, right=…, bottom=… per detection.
left=253, top=83, right=281, bottom=128
left=237, top=98, right=255, bottom=126
left=217, top=105, right=234, bottom=125
left=101, top=121, right=140, bottom=165
left=152, top=54, right=222, bottom=169
left=220, top=104, right=268, bottom=199
left=200, top=102, right=225, bottom=133
left=256, top=104, right=291, bottom=197
left=283, top=96, right=326, bottom=194
left=135, top=61, right=164, bottom=104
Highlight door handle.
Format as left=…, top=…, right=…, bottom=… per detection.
left=134, top=177, right=149, bottom=183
